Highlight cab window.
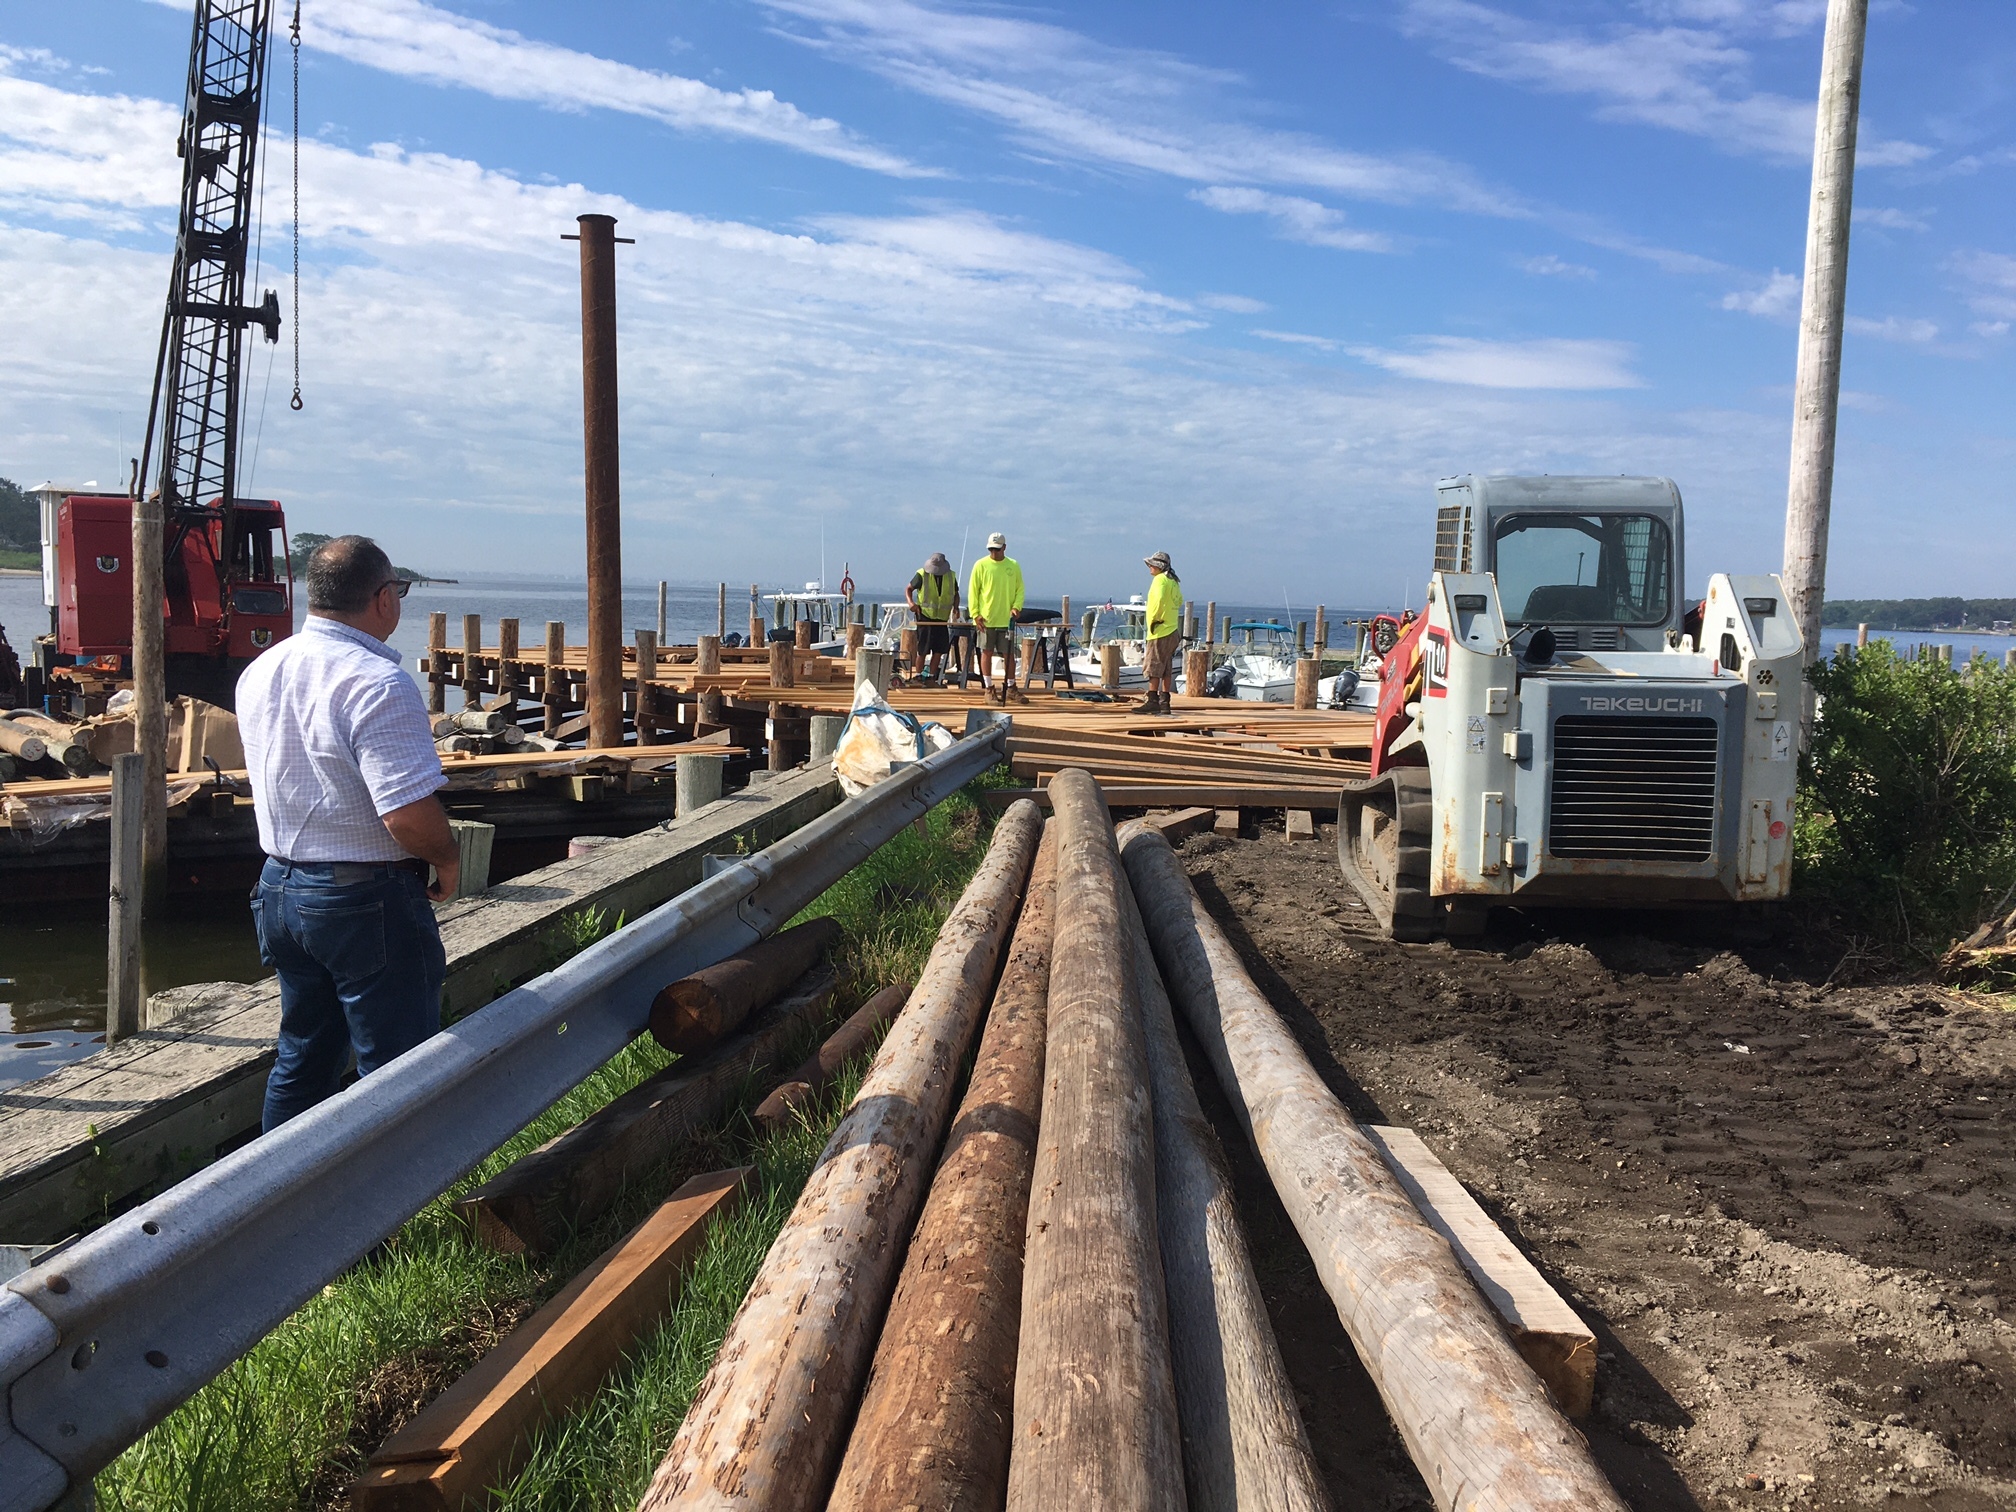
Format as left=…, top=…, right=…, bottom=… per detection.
left=1491, top=513, right=1671, bottom=626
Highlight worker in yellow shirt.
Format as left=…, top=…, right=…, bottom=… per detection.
left=968, top=532, right=1027, bottom=705
left=1142, top=551, right=1182, bottom=714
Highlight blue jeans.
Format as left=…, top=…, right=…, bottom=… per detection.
left=255, top=858, right=447, bottom=1131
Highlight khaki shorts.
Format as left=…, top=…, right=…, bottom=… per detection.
left=980, top=627, right=1014, bottom=657
left=1144, top=632, right=1179, bottom=680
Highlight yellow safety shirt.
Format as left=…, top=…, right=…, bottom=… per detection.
left=967, top=555, right=1025, bottom=628
left=1145, top=572, right=1182, bottom=640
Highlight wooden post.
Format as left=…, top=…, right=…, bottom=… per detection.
left=1856, top=621, right=1869, bottom=648
left=1295, top=620, right=1308, bottom=654
left=768, top=639, right=794, bottom=689
left=1294, top=658, right=1319, bottom=710
left=130, top=489, right=167, bottom=911
left=717, top=581, right=727, bottom=639
left=898, top=627, right=919, bottom=674
left=427, top=611, right=449, bottom=715
left=809, top=714, right=845, bottom=763
left=1205, top=600, right=1216, bottom=647
left=107, top=751, right=145, bottom=1043
left=795, top=617, right=815, bottom=651
left=1100, top=642, right=1122, bottom=690
left=1314, top=605, right=1326, bottom=653
left=650, top=919, right=843, bottom=1053
left=697, top=686, right=724, bottom=732
left=635, top=628, right=659, bottom=746
left=845, top=622, right=865, bottom=656
left=637, top=804, right=1045, bottom=1512
left=462, top=613, right=483, bottom=710
left=830, top=830, right=1058, bottom=1512
left=767, top=701, right=789, bottom=771
left=1783, top=0, right=1869, bottom=742
left=1060, top=595, right=1071, bottom=643
left=2006, top=647, right=2016, bottom=671
left=1119, top=827, right=1629, bottom=1512
left=496, top=618, right=520, bottom=713
left=1184, top=648, right=1210, bottom=700
left=749, top=583, right=762, bottom=650
left=1009, top=771, right=1182, bottom=1511
left=1114, top=827, right=1326, bottom=1511
left=674, top=750, right=723, bottom=815
left=657, top=580, right=668, bottom=643
left=754, top=984, right=912, bottom=1133
left=543, top=621, right=565, bottom=737
left=856, top=650, right=894, bottom=699
left=577, top=212, right=627, bottom=752
left=696, top=634, right=720, bottom=675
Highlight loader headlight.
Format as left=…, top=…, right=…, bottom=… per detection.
left=1744, top=597, right=1777, bottom=616
left=1452, top=594, right=1488, bottom=611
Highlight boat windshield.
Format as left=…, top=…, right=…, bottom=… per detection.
left=1490, top=513, right=1672, bottom=626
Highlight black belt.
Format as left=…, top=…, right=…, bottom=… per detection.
left=271, top=857, right=430, bottom=883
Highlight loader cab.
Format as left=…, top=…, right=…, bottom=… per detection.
left=1434, top=475, right=1685, bottom=654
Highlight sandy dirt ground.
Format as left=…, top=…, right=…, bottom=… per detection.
left=1173, top=821, right=2016, bottom=1512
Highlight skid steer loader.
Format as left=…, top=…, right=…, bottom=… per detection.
left=1338, top=475, right=1804, bottom=940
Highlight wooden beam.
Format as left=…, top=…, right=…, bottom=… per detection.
left=751, top=982, right=910, bottom=1132
left=983, top=785, right=1343, bottom=814
left=829, top=828, right=1057, bottom=1512
left=1285, top=809, right=1315, bottom=843
left=647, top=917, right=842, bottom=1053
left=1213, top=809, right=1241, bottom=839
left=458, top=967, right=835, bottom=1256
left=1116, top=824, right=1326, bottom=1511
left=353, top=1168, right=752, bottom=1511
left=638, top=801, right=1046, bottom=1511
left=1364, top=1126, right=1596, bottom=1419
left=1119, top=826, right=1628, bottom=1512
left=1141, top=806, right=1215, bottom=843
left=1007, top=771, right=1183, bottom=1511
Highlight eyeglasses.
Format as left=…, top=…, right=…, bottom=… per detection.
left=379, top=577, right=412, bottom=600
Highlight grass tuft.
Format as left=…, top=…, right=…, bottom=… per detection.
left=97, top=772, right=1007, bottom=1512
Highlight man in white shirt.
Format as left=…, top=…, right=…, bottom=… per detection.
left=238, top=535, right=460, bottom=1130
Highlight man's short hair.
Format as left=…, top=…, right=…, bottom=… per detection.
left=305, top=535, right=396, bottom=613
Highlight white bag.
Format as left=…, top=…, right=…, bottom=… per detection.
left=831, top=679, right=955, bottom=796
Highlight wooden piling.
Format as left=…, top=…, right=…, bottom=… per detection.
left=752, top=982, right=912, bottom=1133
left=462, top=613, right=483, bottom=710
left=1184, top=648, right=1211, bottom=699
left=1314, top=605, right=1326, bottom=652
left=696, top=634, right=721, bottom=676
left=767, top=701, right=790, bottom=772
left=648, top=918, right=843, bottom=1054
left=635, top=629, right=659, bottom=745
left=543, top=621, right=565, bottom=737
left=830, top=828, right=1057, bottom=1512
left=576, top=212, right=627, bottom=752
left=1115, top=826, right=1327, bottom=1512
left=718, top=582, right=727, bottom=639
left=749, top=583, right=762, bottom=650
left=497, top=618, right=520, bottom=711
left=129, top=487, right=167, bottom=912
left=1296, top=621, right=1308, bottom=654
left=428, top=611, right=449, bottom=715
left=657, top=581, right=668, bottom=643
left=1008, top=771, right=1183, bottom=1512
left=1205, top=600, right=1216, bottom=646
left=107, top=752, right=145, bottom=1044
left=1100, top=642, right=1123, bottom=690
left=795, top=618, right=815, bottom=651
left=768, top=640, right=794, bottom=690
left=1857, top=621, right=1868, bottom=648
left=636, top=802, right=1045, bottom=1512
left=1294, top=658, right=1319, bottom=710
left=899, top=627, right=919, bottom=673
left=1119, top=827, right=1628, bottom=1512
left=845, top=623, right=865, bottom=656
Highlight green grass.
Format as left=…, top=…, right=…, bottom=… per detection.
left=0, top=547, right=38, bottom=571
left=97, top=774, right=1007, bottom=1512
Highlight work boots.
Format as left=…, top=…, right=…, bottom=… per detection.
left=1008, top=684, right=1029, bottom=705
left=989, top=682, right=1006, bottom=707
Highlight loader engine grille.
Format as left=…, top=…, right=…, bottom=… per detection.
left=1547, top=715, right=1719, bottom=862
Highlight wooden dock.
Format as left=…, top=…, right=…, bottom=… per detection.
left=0, top=763, right=840, bottom=1245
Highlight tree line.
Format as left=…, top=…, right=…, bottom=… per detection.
left=1824, top=597, right=2016, bottom=630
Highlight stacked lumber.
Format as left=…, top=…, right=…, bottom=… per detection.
left=1005, top=722, right=1368, bottom=800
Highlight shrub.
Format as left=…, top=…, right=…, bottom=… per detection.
left=1797, top=644, right=2016, bottom=957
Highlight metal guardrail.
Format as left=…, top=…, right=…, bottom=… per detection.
left=0, top=728, right=1007, bottom=1510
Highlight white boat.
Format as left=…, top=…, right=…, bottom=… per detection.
left=1214, top=622, right=1298, bottom=702
left=1068, top=597, right=1150, bottom=689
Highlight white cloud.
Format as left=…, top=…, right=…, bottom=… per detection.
left=143, top=0, right=927, bottom=177
left=1951, top=250, right=2016, bottom=322
left=1853, top=206, right=1930, bottom=232
left=763, top=0, right=1521, bottom=214
left=1191, top=186, right=1396, bottom=253
left=1349, top=337, right=1643, bottom=389
left=1971, top=321, right=2011, bottom=338
left=1520, top=253, right=1597, bottom=279
left=1251, top=329, right=1338, bottom=351
left=1198, top=292, right=1267, bottom=313
left=1845, top=315, right=1938, bottom=343
left=1399, top=0, right=1929, bottom=167
left=1721, top=269, right=1801, bottom=319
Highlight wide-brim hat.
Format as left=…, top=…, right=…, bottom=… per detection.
left=1144, top=550, right=1172, bottom=571
left=986, top=532, right=1007, bottom=549
left=925, top=552, right=950, bottom=573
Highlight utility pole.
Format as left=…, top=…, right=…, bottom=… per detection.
left=569, top=213, right=632, bottom=750
left=1784, top=0, right=1867, bottom=738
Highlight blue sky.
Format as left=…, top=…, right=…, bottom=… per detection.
left=0, top=0, right=2010, bottom=606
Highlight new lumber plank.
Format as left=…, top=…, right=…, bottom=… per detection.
left=637, top=801, right=1046, bottom=1512
left=353, top=1167, right=752, bottom=1511
left=1007, top=771, right=1184, bottom=1512
left=828, top=827, right=1057, bottom=1512
left=1364, top=1126, right=1596, bottom=1419
left=459, top=966, right=836, bottom=1255
left=1120, top=826, right=1626, bottom=1512
left=983, top=785, right=1344, bottom=813
left=1213, top=809, right=1241, bottom=839
left=1116, top=827, right=1327, bottom=1512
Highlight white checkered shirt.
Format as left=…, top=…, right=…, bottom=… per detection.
left=236, top=616, right=446, bottom=863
